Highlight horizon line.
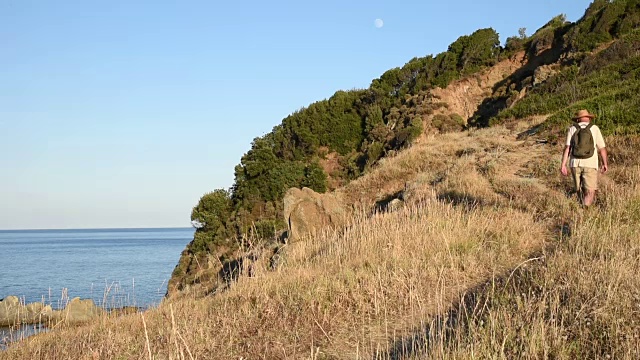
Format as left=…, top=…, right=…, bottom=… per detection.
left=0, top=226, right=195, bottom=232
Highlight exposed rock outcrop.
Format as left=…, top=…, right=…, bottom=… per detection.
left=533, top=64, right=560, bottom=86
left=0, top=296, right=104, bottom=327
left=429, top=52, right=526, bottom=123
left=284, top=187, right=349, bottom=241
left=0, top=296, right=52, bottom=327
left=54, top=297, right=105, bottom=323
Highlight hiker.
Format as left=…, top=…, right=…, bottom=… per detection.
left=560, top=109, right=608, bottom=207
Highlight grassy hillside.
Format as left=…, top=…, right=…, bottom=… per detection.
left=3, top=1, right=640, bottom=358
left=494, top=28, right=640, bottom=136
left=170, top=0, right=640, bottom=297
left=3, top=123, right=640, bottom=359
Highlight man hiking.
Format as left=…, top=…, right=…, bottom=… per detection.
left=560, top=109, right=609, bottom=207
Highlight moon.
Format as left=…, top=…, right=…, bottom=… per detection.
left=374, top=18, right=384, bottom=28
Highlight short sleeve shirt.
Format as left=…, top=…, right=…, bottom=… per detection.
left=565, top=122, right=606, bottom=169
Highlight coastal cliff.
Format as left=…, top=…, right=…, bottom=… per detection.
left=169, top=0, right=640, bottom=297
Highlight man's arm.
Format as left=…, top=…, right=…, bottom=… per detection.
left=561, top=145, right=571, bottom=176
left=599, top=147, right=608, bottom=173
left=593, top=126, right=608, bottom=173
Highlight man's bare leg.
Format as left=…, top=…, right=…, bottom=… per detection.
left=584, top=189, right=596, bottom=207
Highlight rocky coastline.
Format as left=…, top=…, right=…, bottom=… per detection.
left=0, top=295, right=139, bottom=328
left=0, top=295, right=142, bottom=350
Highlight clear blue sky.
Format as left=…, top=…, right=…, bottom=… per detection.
left=1, top=0, right=592, bottom=229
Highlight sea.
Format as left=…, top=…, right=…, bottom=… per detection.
left=0, top=227, right=194, bottom=308
left=0, top=227, right=194, bottom=348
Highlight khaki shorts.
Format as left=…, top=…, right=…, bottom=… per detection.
left=571, top=166, right=599, bottom=192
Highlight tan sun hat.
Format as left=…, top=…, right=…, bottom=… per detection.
left=572, top=109, right=596, bottom=120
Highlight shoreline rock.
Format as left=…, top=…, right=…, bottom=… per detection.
left=0, top=296, right=106, bottom=327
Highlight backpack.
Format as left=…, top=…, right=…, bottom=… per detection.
left=571, top=123, right=595, bottom=159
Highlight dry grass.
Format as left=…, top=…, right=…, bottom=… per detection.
left=404, top=168, right=640, bottom=359
left=3, top=124, right=639, bottom=359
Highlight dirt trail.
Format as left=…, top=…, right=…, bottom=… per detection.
left=338, top=116, right=571, bottom=219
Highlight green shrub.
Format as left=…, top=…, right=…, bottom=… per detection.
left=366, top=141, right=385, bottom=165
left=433, top=113, right=465, bottom=132
left=191, top=190, right=232, bottom=234
left=302, top=162, right=328, bottom=193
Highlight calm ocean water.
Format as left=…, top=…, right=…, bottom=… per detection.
left=0, top=227, right=194, bottom=309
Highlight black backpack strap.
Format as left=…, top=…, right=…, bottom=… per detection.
left=584, top=123, right=594, bottom=130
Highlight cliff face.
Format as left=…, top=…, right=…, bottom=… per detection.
left=427, top=52, right=527, bottom=124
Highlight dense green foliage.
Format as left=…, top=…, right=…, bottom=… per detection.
left=484, top=0, right=640, bottom=138
left=566, top=0, right=640, bottom=52
left=495, top=27, right=640, bottom=136
left=369, top=28, right=502, bottom=99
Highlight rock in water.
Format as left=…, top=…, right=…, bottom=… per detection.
left=0, top=296, right=21, bottom=326
left=54, top=298, right=105, bottom=324
left=0, top=296, right=53, bottom=327
left=0, top=296, right=105, bottom=326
